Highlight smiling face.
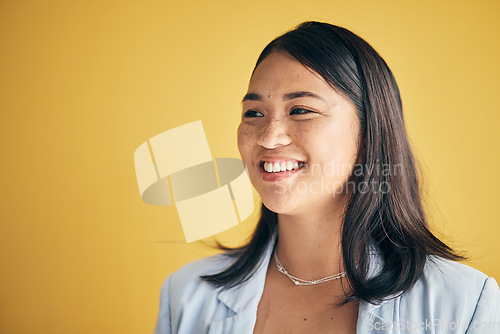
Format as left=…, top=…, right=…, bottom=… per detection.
left=237, top=52, right=361, bottom=216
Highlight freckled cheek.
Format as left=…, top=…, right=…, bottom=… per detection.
left=291, top=126, right=312, bottom=145
left=237, top=125, right=254, bottom=157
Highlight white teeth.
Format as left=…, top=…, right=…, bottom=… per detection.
left=262, top=161, right=304, bottom=173
left=264, top=162, right=273, bottom=172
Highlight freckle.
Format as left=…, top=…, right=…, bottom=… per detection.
left=330, top=317, right=333, bottom=320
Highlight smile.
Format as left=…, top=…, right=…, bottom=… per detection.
left=259, top=160, right=306, bottom=182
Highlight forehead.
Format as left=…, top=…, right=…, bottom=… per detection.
left=248, top=52, right=333, bottom=94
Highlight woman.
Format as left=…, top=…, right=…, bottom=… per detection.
left=154, top=21, right=500, bottom=333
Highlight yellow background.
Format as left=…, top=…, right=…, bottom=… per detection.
left=0, top=0, right=498, bottom=332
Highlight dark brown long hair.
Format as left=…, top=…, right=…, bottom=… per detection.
left=201, top=21, right=464, bottom=303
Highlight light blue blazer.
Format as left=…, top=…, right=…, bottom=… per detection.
left=154, top=238, right=500, bottom=334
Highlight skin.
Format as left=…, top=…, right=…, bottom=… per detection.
left=237, top=52, right=361, bottom=333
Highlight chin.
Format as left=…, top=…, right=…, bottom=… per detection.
left=261, top=197, right=297, bottom=215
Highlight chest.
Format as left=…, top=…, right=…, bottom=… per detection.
left=253, top=279, right=359, bottom=334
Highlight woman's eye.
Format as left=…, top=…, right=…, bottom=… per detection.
left=243, top=110, right=264, bottom=118
left=290, top=108, right=314, bottom=115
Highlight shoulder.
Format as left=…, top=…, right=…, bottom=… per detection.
left=405, top=256, right=494, bottom=303
left=163, top=252, right=235, bottom=303
left=419, top=256, right=489, bottom=291
left=396, top=257, right=500, bottom=332
left=154, top=253, right=236, bottom=334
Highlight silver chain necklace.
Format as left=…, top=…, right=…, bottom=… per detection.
left=274, top=252, right=346, bottom=286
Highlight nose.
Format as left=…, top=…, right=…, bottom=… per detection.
left=257, top=117, right=292, bottom=149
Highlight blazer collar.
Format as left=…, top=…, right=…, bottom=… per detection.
left=217, top=236, right=276, bottom=313
left=209, top=236, right=275, bottom=333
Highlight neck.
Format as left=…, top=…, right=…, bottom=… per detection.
left=274, top=201, right=345, bottom=281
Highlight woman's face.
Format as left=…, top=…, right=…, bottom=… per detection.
left=237, top=52, right=361, bottom=216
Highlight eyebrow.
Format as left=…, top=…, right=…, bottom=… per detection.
left=241, top=91, right=326, bottom=102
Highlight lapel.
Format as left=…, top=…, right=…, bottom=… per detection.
left=208, top=234, right=398, bottom=334
left=357, top=297, right=397, bottom=333
left=208, top=237, right=275, bottom=334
